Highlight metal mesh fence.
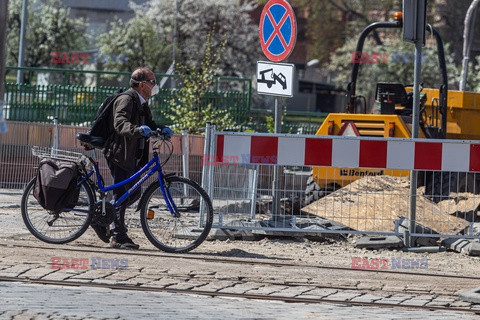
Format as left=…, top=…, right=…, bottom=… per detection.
left=2, top=121, right=479, bottom=240
left=208, top=164, right=479, bottom=239
left=4, top=83, right=250, bottom=127
left=0, top=121, right=205, bottom=191
left=204, top=129, right=480, bottom=240
left=4, top=67, right=251, bottom=127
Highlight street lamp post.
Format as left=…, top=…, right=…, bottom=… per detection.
left=171, top=0, right=178, bottom=89
left=0, top=0, right=9, bottom=132
left=17, top=0, right=28, bottom=84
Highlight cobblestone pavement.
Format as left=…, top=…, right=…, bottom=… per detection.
left=1, top=282, right=480, bottom=320
left=1, top=191, right=480, bottom=319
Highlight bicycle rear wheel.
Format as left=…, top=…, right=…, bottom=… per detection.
left=21, top=177, right=94, bottom=244
left=140, top=176, right=213, bottom=253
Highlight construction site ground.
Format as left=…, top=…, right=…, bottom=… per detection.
left=1, top=188, right=480, bottom=319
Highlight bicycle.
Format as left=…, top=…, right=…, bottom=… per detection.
left=21, top=129, right=214, bottom=253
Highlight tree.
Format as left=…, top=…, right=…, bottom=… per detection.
left=261, top=0, right=402, bottom=65
left=136, top=0, right=262, bottom=78
left=166, top=31, right=235, bottom=134
left=435, top=0, right=474, bottom=65
left=462, top=55, right=480, bottom=92
left=97, top=15, right=172, bottom=74
left=97, top=0, right=256, bottom=132
left=7, top=0, right=88, bottom=70
left=327, top=34, right=459, bottom=109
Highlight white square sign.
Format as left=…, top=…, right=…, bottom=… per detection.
left=257, top=61, right=294, bottom=97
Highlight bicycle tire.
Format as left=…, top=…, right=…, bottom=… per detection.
left=140, top=176, right=213, bottom=253
left=21, top=177, right=95, bottom=244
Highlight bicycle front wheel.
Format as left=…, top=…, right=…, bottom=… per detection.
left=21, top=177, right=94, bottom=244
left=140, top=176, right=213, bottom=253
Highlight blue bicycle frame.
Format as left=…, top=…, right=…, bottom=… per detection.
left=81, top=151, right=179, bottom=216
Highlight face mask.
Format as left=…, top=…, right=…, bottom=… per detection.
left=151, top=84, right=159, bottom=96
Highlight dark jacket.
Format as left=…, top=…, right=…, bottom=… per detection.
left=104, top=88, right=163, bottom=171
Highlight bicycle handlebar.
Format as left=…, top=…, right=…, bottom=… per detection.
left=150, top=129, right=171, bottom=141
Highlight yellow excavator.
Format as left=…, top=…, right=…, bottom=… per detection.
left=305, top=13, right=480, bottom=205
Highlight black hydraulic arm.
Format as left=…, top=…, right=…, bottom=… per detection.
left=345, top=19, right=448, bottom=138
left=346, top=21, right=402, bottom=113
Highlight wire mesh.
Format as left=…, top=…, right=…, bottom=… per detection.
left=1, top=121, right=479, bottom=240
left=31, top=146, right=91, bottom=165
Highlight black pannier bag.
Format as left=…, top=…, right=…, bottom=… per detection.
left=33, top=158, right=81, bottom=211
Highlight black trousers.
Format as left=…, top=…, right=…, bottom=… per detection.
left=107, top=160, right=141, bottom=239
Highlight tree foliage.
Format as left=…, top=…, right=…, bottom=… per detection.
left=269, top=0, right=472, bottom=70
left=97, top=15, right=172, bottom=73
left=166, top=31, right=235, bottom=134
left=462, top=55, right=480, bottom=92
left=327, top=33, right=460, bottom=109
left=6, top=0, right=88, bottom=69
left=434, top=1, right=474, bottom=64
left=135, top=0, right=262, bottom=78
left=296, top=0, right=401, bottom=64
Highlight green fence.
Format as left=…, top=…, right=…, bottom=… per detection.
left=245, top=109, right=326, bottom=135
left=3, top=67, right=328, bottom=134
left=4, top=67, right=251, bottom=127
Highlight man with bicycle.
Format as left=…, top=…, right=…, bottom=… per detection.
left=93, top=67, right=173, bottom=249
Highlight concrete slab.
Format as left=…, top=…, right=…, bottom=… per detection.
left=441, top=238, right=471, bottom=253
left=208, top=223, right=264, bottom=241
left=398, top=217, right=439, bottom=247
left=354, top=235, right=404, bottom=249
left=208, top=229, right=235, bottom=241
left=441, top=238, right=480, bottom=256
left=467, top=241, right=480, bottom=256
left=459, top=288, right=480, bottom=304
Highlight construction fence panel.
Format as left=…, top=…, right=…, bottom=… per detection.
left=2, top=122, right=479, bottom=241
left=0, top=121, right=205, bottom=192
left=206, top=131, right=480, bottom=240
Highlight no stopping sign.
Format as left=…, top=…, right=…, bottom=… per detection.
left=258, top=0, right=297, bottom=62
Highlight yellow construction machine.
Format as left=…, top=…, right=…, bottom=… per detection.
left=305, top=13, right=480, bottom=204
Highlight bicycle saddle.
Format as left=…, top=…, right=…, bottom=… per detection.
left=76, top=133, right=105, bottom=149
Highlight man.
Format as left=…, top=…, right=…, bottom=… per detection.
left=95, top=67, right=173, bottom=249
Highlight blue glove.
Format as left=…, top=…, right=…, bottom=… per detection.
left=161, top=127, right=174, bottom=138
left=139, top=125, right=151, bottom=137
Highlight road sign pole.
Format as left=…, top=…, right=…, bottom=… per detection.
left=403, top=0, right=426, bottom=248
left=407, top=41, right=422, bottom=248
left=272, top=98, right=281, bottom=221
left=258, top=0, right=296, bottom=226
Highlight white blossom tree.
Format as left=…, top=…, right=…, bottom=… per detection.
left=7, top=0, right=88, bottom=69
left=128, top=0, right=262, bottom=78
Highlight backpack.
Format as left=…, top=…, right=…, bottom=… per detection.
left=33, top=158, right=81, bottom=212
left=87, top=90, right=136, bottom=149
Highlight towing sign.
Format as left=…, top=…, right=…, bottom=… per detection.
left=257, top=61, right=294, bottom=97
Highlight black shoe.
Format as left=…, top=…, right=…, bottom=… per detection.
left=91, top=224, right=111, bottom=243
left=110, top=235, right=139, bottom=250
